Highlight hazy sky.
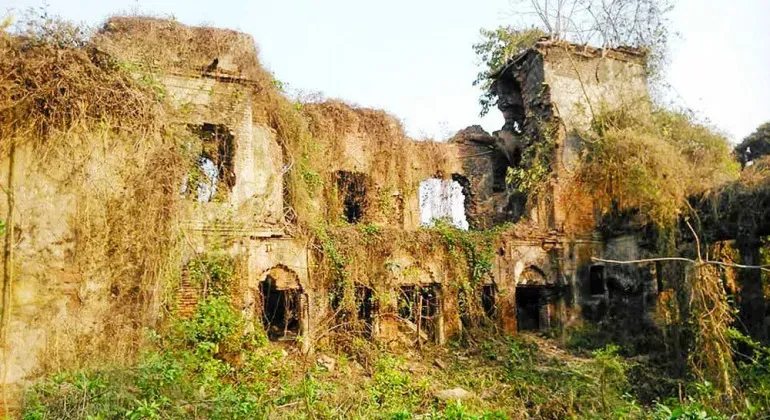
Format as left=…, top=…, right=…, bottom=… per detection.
left=4, top=0, right=768, bottom=142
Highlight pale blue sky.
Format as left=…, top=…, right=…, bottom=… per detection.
left=4, top=0, right=768, bottom=142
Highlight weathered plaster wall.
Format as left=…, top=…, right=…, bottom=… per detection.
left=539, top=45, right=648, bottom=131
left=0, top=140, right=153, bottom=383
left=162, top=75, right=284, bottom=230
left=544, top=46, right=647, bottom=233
left=317, top=122, right=470, bottom=230
left=449, top=137, right=511, bottom=229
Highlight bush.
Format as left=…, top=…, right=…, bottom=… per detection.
left=591, top=345, right=629, bottom=412
left=187, top=253, right=236, bottom=295
left=730, top=329, right=770, bottom=415
left=23, top=296, right=272, bottom=419
left=573, top=103, right=739, bottom=227
left=369, top=355, right=429, bottom=414
left=180, top=296, right=242, bottom=346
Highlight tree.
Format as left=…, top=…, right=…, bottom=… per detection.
left=472, top=27, right=545, bottom=117
left=735, top=122, right=770, bottom=167
left=508, top=0, right=673, bottom=49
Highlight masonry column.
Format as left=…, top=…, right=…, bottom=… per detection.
left=497, top=240, right=518, bottom=335
left=737, top=237, right=767, bottom=343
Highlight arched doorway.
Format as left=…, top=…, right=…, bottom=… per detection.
left=259, top=265, right=304, bottom=342
left=516, top=266, right=562, bottom=332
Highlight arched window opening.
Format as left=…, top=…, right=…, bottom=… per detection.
left=519, top=266, right=548, bottom=286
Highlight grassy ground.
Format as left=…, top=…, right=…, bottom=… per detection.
left=20, top=297, right=759, bottom=419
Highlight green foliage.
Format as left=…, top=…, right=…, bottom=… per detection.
left=651, top=382, right=726, bottom=420
left=735, top=121, right=770, bottom=166
left=472, top=27, right=545, bottom=116
left=315, top=224, right=359, bottom=317
left=506, top=164, right=547, bottom=194
left=729, top=329, right=770, bottom=415
left=439, top=401, right=507, bottom=420
left=0, top=219, right=5, bottom=236
left=431, top=220, right=498, bottom=286
left=180, top=296, right=246, bottom=347
left=358, top=222, right=382, bottom=240
left=315, top=224, right=350, bottom=280
left=474, top=1, right=673, bottom=102
left=500, top=337, right=645, bottom=418
left=505, top=119, right=557, bottom=195
left=301, top=167, right=323, bottom=190
left=506, top=336, right=538, bottom=366
left=187, top=253, right=236, bottom=296
left=26, top=305, right=766, bottom=419
left=651, top=402, right=721, bottom=420
left=592, top=345, right=629, bottom=411
left=272, top=78, right=286, bottom=93
left=23, top=297, right=270, bottom=419
left=369, top=355, right=429, bottom=414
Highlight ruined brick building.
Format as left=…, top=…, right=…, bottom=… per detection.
left=1, top=18, right=660, bottom=384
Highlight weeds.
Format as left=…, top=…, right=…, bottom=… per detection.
left=369, top=355, right=429, bottom=414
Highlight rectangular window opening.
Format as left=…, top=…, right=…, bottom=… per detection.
left=589, top=265, right=606, bottom=295
left=185, top=123, right=236, bottom=202
left=335, top=171, right=368, bottom=224
left=398, top=284, right=441, bottom=343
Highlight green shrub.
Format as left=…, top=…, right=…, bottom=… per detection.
left=369, top=355, right=429, bottom=414
left=591, top=345, right=629, bottom=413
left=23, top=296, right=273, bottom=419
left=180, top=296, right=242, bottom=346
left=651, top=397, right=724, bottom=420
left=187, top=253, right=236, bottom=295
left=730, top=329, right=770, bottom=415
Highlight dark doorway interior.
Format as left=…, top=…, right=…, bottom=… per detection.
left=516, top=287, right=543, bottom=331
left=589, top=265, right=606, bottom=295
left=356, top=286, right=375, bottom=337
left=261, top=276, right=301, bottom=341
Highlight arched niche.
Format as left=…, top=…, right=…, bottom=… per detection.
left=518, top=265, right=548, bottom=287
